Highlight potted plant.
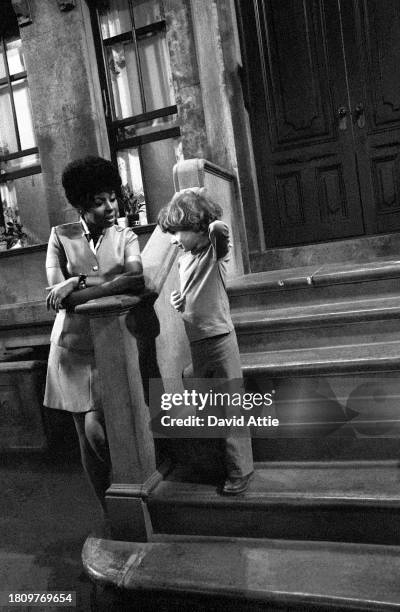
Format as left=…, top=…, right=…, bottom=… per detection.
left=0, top=228, right=8, bottom=251
left=120, top=184, right=147, bottom=227
left=4, top=220, right=27, bottom=249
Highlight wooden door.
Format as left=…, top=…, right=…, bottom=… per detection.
left=237, top=0, right=400, bottom=247
left=345, top=0, right=400, bottom=235
left=237, top=0, right=364, bottom=247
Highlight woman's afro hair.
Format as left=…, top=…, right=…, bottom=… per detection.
left=62, top=156, right=122, bottom=210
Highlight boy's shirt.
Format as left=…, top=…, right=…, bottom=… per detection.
left=178, top=220, right=234, bottom=342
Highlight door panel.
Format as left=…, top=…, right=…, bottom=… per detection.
left=349, top=0, right=400, bottom=233
left=259, top=0, right=330, bottom=145
left=240, top=0, right=365, bottom=247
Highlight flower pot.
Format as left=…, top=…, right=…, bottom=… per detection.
left=10, top=239, right=23, bottom=249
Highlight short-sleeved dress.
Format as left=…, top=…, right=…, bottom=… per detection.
left=44, top=221, right=141, bottom=413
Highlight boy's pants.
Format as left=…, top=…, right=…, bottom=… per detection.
left=189, top=330, right=254, bottom=478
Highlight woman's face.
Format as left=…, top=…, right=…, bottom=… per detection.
left=83, top=191, right=118, bottom=230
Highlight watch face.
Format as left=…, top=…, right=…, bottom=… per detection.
left=78, top=274, right=87, bottom=289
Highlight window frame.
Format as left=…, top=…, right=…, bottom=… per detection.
left=0, top=5, right=44, bottom=248
left=0, top=31, right=41, bottom=182
left=90, top=1, right=180, bottom=224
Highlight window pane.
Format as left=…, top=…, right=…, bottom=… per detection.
left=141, top=137, right=179, bottom=222
left=0, top=173, right=49, bottom=246
left=99, top=0, right=131, bottom=39
left=0, top=47, right=6, bottom=80
left=0, top=181, right=21, bottom=228
left=0, top=84, right=18, bottom=154
left=133, top=0, right=163, bottom=28
left=14, top=173, right=50, bottom=244
left=6, top=37, right=25, bottom=75
left=12, top=79, right=36, bottom=149
left=117, top=113, right=178, bottom=141
left=138, top=30, right=175, bottom=111
left=107, top=42, right=143, bottom=119
left=117, top=148, right=148, bottom=225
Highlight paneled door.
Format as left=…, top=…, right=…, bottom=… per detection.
left=237, top=0, right=400, bottom=247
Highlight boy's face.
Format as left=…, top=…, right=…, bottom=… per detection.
left=169, top=230, right=208, bottom=252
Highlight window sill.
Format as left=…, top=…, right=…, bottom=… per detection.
left=0, top=243, right=47, bottom=259
left=0, top=226, right=156, bottom=259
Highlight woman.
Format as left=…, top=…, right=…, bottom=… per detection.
left=44, top=156, right=144, bottom=513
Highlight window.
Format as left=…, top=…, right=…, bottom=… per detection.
left=92, top=0, right=180, bottom=225
left=0, top=3, right=45, bottom=248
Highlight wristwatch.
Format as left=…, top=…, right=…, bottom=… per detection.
left=78, top=273, right=87, bottom=290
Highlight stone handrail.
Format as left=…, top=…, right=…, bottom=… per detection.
left=75, top=226, right=188, bottom=540
left=75, top=289, right=159, bottom=541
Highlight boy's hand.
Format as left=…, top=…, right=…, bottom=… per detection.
left=170, top=290, right=185, bottom=312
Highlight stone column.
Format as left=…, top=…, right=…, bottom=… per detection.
left=76, top=294, right=157, bottom=541
left=189, top=0, right=262, bottom=262
left=19, top=0, right=109, bottom=228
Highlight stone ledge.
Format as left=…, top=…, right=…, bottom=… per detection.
left=229, top=259, right=400, bottom=295
left=82, top=535, right=400, bottom=610
left=0, top=360, right=47, bottom=372
left=0, top=301, right=53, bottom=330
left=0, top=243, right=47, bottom=259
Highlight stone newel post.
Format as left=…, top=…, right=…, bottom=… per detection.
left=76, top=293, right=157, bottom=541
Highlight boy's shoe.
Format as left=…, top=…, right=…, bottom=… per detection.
left=222, top=471, right=253, bottom=495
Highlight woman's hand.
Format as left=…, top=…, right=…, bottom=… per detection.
left=46, top=277, right=78, bottom=311
left=170, top=290, right=185, bottom=312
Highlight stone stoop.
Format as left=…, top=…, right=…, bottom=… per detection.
left=84, top=259, right=400, bottom=608
left=226, top=260, right=400, bottom=459
left=83, top=535, right=400, bottom=611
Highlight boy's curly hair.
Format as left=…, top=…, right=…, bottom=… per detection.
left=158, top=188, right=223, bottom=233
left=62, top=156, right=122, bottom=211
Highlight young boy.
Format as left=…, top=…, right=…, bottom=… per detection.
left=158, top=188, right=254, bottom=494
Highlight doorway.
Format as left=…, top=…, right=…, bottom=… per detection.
left=237, top=0, right=400, bottom=248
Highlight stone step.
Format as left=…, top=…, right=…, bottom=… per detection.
left=251, top=438, right=400, bottom=462
left=240, top=342, right=400, bottom=444
left=233, top=295, right=400, bottom=352
left=240, top=339, right=400, bottom=376
left=250, top=231, right=400, bottom=272
left=148, top=462, right=400, bottom=545
left=83, top=535, right=400, bottom=611
left=228, top=259, right=400, bottom=310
